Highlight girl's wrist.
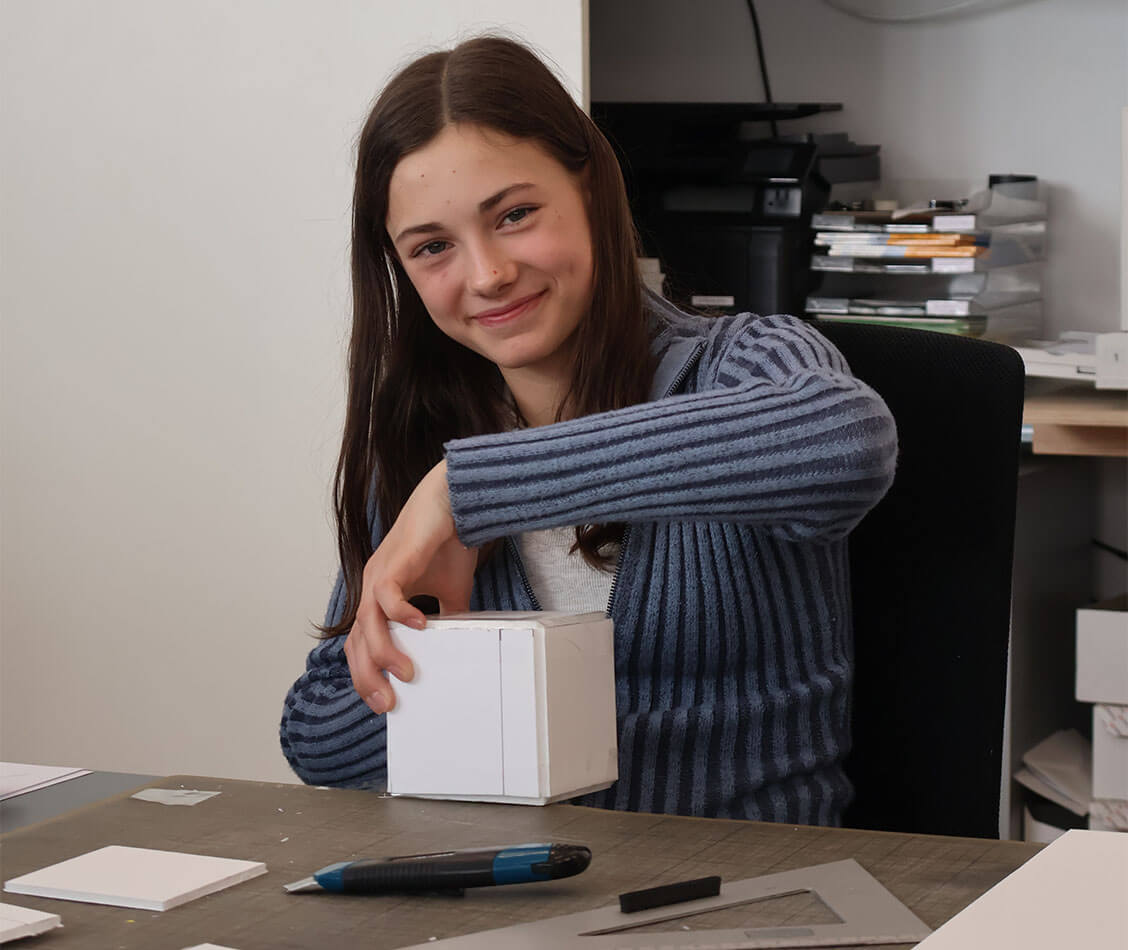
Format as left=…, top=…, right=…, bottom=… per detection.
left=433, top=458, right=452, bottom=517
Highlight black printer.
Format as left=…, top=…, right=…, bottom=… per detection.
left=591, top=102, right=880, bottom=317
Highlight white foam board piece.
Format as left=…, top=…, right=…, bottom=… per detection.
left=0, top=902, right=62, bottom=943
left=3, top=845, right=267, bottom=911
left=386, top=611, right=617, bottom=805
left=915, top=830, right=1128, bottom=949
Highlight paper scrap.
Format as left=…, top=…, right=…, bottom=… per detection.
left=0, top=762, right=90, bottom=801
left=131, top=788, right=222, bottom=806
left=3, top=845, right=267, bottom=911
left=182, top=945, right=241, bottom=949
left=0, top=902, right=62, bottom=943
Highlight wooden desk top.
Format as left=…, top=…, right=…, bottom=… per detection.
left=1023, top=383, right=1128, bottom=457
left=0, top=775, right=1042, bottom=950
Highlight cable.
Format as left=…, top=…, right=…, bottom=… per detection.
left=1092, top=538, right=1128, bottom=562
left=744, top=1, right=778, bottom=138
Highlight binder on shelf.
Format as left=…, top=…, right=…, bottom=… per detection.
left=826, top=244, right=987, bottom=259
left=810, top=300, right=1042, bottom=343
left=814, top=231, right=985, bottom=246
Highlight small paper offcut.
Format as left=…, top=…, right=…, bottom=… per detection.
left=182, top=944, right=240, bottom=949
left=132, top=788, right=222, bottom=806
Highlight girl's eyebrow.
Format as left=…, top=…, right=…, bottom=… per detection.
left=478, top=182, right=535, bottom=213
left=393, top=182, right=536, bottom=244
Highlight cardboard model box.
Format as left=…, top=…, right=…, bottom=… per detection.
left=385, top=611, right=618, bottom=805
left=1075, top=594, right=1128, bottom=704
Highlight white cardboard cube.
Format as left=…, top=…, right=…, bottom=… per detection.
left=1092, top=704, right=1128, bottom=801
left=1075, top=595, right=1128, bottom=704
left=385, top=611, right=618, bottom=805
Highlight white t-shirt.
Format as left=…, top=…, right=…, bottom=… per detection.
left=517, top=525, right=616, bottom=615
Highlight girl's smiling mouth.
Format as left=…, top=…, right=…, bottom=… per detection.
left=471, top=290, right=546, bottom=326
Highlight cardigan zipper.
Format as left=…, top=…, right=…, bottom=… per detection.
left=505, top=536, right=542, bottom=610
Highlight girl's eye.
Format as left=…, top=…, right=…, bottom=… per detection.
left=414, top=240, right=449, bottom=258
left=502, top=206, right=535, bottom=225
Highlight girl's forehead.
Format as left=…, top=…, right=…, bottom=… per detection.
left=395, top=125, right=566, bottom=185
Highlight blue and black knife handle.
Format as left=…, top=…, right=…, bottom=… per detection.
left=311, top=843, right=591, bottom=893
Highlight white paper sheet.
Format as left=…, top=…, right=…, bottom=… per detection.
left=916, top=830, right=1128, bottom=949
left=3, top=845, right=267, bottom=911
left=0, top=762, right=90, bottom=801
left=0, top=902, right=62, bottom=943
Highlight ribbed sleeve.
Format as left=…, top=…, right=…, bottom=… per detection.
left=445, top=314, right=896, bottom=547
left=280, top=570, right=391, bottom=789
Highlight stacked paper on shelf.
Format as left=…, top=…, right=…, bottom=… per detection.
left=816, top=231, right=989, bottom=259
left=807, top=184, right=1046, bottom=340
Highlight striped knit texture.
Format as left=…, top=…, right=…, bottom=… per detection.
left=280, top=300, right=898, bottom=825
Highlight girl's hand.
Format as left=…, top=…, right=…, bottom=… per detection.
left=343, top=460, right=478, bottom=715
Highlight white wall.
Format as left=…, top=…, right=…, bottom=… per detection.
left=0, top=1, right=586, bottom=782
left=592, top=0, right=1128, bottom=339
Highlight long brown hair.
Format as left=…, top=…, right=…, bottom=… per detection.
left=324, top=35, right=655, bottom=637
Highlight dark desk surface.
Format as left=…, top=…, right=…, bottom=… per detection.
left=0, top=774, right=1042, bottom=950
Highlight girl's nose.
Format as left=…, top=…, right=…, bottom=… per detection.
left=467, top=242, right=517, bottom=296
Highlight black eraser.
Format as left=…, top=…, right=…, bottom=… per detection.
left=618, top=875, right=721, bottom=913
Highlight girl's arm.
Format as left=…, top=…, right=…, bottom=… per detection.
left=445, top=313, right=897, bottom=546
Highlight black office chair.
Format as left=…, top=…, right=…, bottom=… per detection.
left=815, top=321, right=1025, bottom=839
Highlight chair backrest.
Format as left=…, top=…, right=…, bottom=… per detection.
left=815, top=322, right=1025, bottom=839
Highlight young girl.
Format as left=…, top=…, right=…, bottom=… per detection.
left=280, top=35, right=897, bottom=826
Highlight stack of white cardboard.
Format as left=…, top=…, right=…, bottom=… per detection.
left=385, top=611, right=618, bottom=805
left=1075, top=595, right=1128, bottom=832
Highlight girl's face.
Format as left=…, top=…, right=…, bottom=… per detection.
left=386, top=123, right=594, bottom=387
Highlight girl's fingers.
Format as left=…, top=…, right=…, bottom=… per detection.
left=379, top=589, right=428, bottom=632
left=345, top=603, right=415, bottom=714
left=344, top=627, right=395, bottom=713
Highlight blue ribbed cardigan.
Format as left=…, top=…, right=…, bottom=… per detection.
left=280, top=296, right=898, bottom=825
